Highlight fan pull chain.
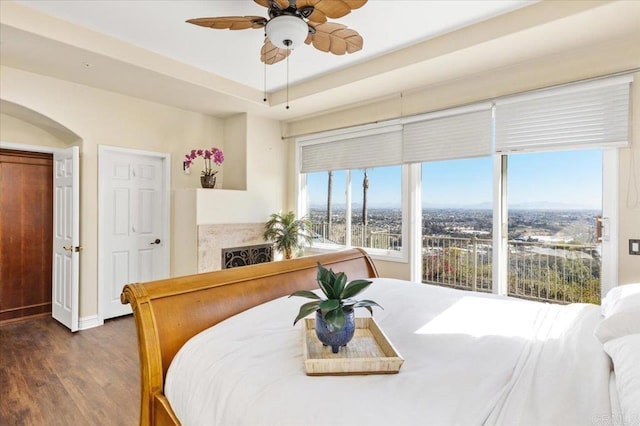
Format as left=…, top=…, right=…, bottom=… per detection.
left=263, top=55, right=267, bottom=103
left=286, top=52, right=290, bottom=110
left=263, top=31, right=268, bottom=103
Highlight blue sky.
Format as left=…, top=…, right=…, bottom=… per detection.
left=307, top=149, right=602, bottom=210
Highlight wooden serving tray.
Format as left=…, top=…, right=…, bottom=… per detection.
left=302, top=317, right=404, bottom=376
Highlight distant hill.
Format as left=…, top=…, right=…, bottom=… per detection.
left=309, top=202, right=600, bottom=211
left=423, top=201, right=599, bottom=210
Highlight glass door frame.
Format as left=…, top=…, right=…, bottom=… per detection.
left=492, top=149, right=618, bottom=300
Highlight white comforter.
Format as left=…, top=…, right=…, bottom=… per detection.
left=165, top=278, right=613, bottom=426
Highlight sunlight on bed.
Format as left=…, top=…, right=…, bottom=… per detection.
left=413, top=296, right=582, bottom=340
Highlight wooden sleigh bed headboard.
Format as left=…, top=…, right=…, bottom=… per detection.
left=121, top=248, right=378, bottom=426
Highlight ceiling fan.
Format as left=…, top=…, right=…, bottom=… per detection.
left=186, top=0, right=368, bottom=65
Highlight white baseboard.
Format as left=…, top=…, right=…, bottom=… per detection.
left=79, top=315, right=103, bottom=330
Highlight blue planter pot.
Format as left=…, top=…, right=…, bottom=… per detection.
left=315, top=309, right=355, bottom=353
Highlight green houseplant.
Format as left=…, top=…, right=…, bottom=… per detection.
left=263, top=211, right=312, bottom=260
left=291, top=263, right=382, bottom=353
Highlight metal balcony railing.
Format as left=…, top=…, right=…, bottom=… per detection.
left=311, top=223, right=401, bottom=251
left=422, top=236, right=493, bottom=293
left=421, top=236, right=601, bottom=304
left=311, top=222, right=601, bottom=304
left=506, top=240, right=600, bottom=304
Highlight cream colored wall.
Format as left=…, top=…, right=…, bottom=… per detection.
left=246, top=113, right=288, bottom=216
left=284, top=36, right=640, bottom=283
left=370, top=259, right=411, bottom=281
left=222, top=113, right=247, bottom=190
left=0, top=65, right=225, bottom=319
left=173, top=113, right=287, bottom=276
left=618, top=72, right=640, bottom=285
left=194, top=113, right=288, bottom=225
left=172, top=189, right=197, bottom=277
left=285, top=37, right=639, bottom=138
left=0, top=113, right=69, bottom=148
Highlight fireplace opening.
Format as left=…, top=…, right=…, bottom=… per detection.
left=222, top=243, right=274, bottom=269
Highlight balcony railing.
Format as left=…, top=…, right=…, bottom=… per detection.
left=422, top=236, right=493, bottom=293
left=311, top=223, right=401, bottom=251
left=422, top=236, right=601, bottom=304
left=310, top=222, right=601, bottom=304
left=507, top=240, right=600, bottom=304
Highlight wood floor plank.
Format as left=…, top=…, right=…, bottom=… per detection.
left=0, top=316, right=139, bottom=425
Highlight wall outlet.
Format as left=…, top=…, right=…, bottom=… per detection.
left=630, top=239, right=640, bottom=255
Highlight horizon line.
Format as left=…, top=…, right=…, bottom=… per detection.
left=308, top=206, right=602, bottom=211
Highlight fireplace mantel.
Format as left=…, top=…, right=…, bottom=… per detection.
left=173, top=189, right=281, bottom=276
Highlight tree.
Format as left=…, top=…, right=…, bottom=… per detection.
left=263, top=212, right=312, bottom=260
left=362, top=169, right=369, bottom=246
left=327, top=170, right=333, bottom=240
left=362, top=169, right=369, bottom=226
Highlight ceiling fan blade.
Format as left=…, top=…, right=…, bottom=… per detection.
left=253, top=0, right=290, bottom=10
left=297, top=0, right=367, bottom=23
left=343, top=0, right=368, bottom=10
left=305, top=22, right=363, bottom=55
left=186, top=16, right=267, bottom=30
left=261, top=38, right=291, bottom=65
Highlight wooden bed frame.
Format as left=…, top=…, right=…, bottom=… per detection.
left=121, top=248, right=378, bottom=426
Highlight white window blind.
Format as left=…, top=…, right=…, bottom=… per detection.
left=495, top=76, right=631, bottom=153
left=402, top=105, right=493, bottom=163
left=300, top=125, right=402, bottom=173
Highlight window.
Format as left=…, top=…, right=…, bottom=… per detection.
left=350, top=166, right=402, bottom=251
left=297, top=121, right=406, bottom=260
left=306, top=170, right=347, bottom=246
left=302, top=166, right=405, bottom=258
left=505, top=149, right=602, bottom=303
left=297, top=74, right=630, bottom=301
left=421, top=157, right=493, bottom=292
left=490, top=76, right=630, bottom=303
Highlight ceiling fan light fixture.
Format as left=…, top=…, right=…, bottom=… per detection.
left=265, top=15, right=308, bottom=50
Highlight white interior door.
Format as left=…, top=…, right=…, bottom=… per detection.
left=100, top=147, right=170, bottom=319
left=52, top=146, right=80, bottom=331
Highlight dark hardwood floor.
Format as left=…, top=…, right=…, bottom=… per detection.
left=0, top=316, right=139, bottom=425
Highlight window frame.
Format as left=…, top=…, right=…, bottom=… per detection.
left=296, top=75, right=628, bottom=294
left=296, top=142, right=409, bottom=263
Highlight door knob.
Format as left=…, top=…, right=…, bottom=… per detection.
left=150, top=238, right=161, bottom=245
left=63, top=246, right=82, bottom=252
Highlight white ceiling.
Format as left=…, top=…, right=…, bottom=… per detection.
left=2, top=1, right=638, bottom=122
left=11, top=0, right=535, bottom=92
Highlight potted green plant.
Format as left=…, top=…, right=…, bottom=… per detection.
left=290, top=263, right=382, bottom=353
left=263, top=211, right=312, bottom=260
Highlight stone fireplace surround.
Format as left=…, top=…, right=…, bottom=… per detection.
left=198, top=223, right=269, bottom=272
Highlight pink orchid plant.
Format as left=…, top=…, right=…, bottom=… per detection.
left=184, top=147, right=224, bottom=177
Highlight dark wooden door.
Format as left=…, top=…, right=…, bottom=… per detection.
left=0, top=149, right=53, bottom=323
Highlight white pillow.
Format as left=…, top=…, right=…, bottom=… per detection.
left=603, top=334, right=640, bottom=425
left=601, top=283, right=640, bottom=317
left=595, top=285, right=640, bottom=344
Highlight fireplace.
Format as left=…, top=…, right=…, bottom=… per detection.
left=198, top=223, right=267, bottom=272
left=221, top=243, right=274, bottom=269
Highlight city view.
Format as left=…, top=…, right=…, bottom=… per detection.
left=309, top=206, right=599, bottom=246
left=308, top=206, right=602, bottom=304
left=306, top=150, right=603, bottom=304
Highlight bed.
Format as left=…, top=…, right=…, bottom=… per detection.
left=121, top=248, right=640, bottom=426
